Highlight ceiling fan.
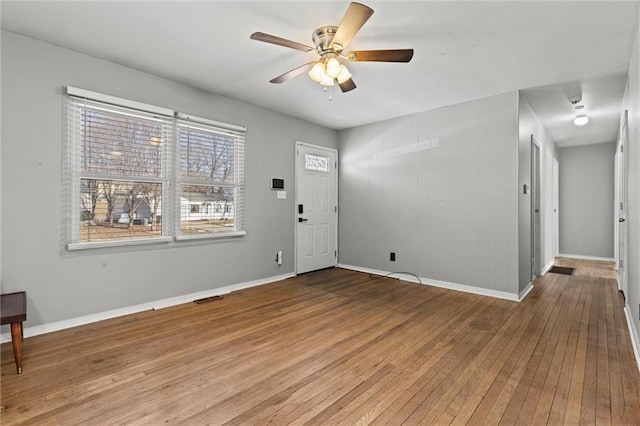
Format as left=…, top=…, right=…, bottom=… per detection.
left=250, top=2, right=414, bottom=93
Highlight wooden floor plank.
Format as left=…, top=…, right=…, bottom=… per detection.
left=579, top=275, right=600, bottom=425
left=545, top=276, right=587, bottom=424
left=504, top=274, right=580, bottom=425
left=449, top=278, right=559, bottom=425
left=529, top=274, right=584, bottom=424
left=1, top=258, right=639, bottom=425
left=563, top=270, right=595, bottom=424
left=464, top=276, right=566, bottom=424
left=595, top=280, right=612, bottom=425
left=606, top=280, right=627, bottom=426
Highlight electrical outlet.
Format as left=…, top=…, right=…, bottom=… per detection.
left=390, top=252, right=396, bottom=262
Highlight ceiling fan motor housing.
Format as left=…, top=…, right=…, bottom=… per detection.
left=312, top=26, right=342, bottom=54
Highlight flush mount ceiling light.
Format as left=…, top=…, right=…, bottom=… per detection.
left=250, top=2, right=414, bottom=93
left=574, top=114, right=589, bottom=126
left=569, top=95, right=588, bottom=126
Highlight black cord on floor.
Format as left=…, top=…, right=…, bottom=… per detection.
left=368, top=271, right=423, bottom=285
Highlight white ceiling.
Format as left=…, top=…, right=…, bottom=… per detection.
left=521, top=74, right=629, bottom=148
left=2, top=1, right=639, bottom=147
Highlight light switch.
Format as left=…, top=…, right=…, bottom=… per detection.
left=277, top=190, right=286, bottom=199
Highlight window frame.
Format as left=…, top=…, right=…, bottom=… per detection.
left=65, top=87, right=246, bottom=251
left=174, top=112, right=246, bottom=241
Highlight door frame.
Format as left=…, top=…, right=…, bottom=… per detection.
left=552, top=158, right=560, bottom=258
left=294, top=141, right=339, bottom=275
left=615, top=110, right=629, bottom=297
left=531, top=136, right=542, bottom=279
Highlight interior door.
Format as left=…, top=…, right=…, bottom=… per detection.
left=531, top=137, right=541, bottom=278
left=618, top=111, right=629, bottom=297
left=295, top=142, right=338, bottom=274
left=552, top=158, right=560, bottom=258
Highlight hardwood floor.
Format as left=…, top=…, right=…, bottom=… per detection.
left=2, top=258, right=639, bottom=425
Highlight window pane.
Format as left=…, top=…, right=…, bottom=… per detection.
left=81, top=107, right=164, bottom=177
left=180, top=185, right=235, bottom=235
left=80, top=179, right=162, bottom=242
left=305, top=153, right=329, bottom=172
left=179, top=126, right=235, bottom=183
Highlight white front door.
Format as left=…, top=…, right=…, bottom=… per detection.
left=295, top=142, right=338, bottom=274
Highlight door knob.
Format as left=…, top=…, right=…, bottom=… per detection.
left=619, top=218, right=626, bottom=223
left=298, top=218, right=308, bottom=222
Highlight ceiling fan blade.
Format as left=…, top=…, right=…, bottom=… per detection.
left=250, top=32, right=314, bottom=53
left=332, top=2, right=374, bottom=50
left=338, top=78, right=357, bottom=93
left=346, top=49, right=414, bottom=62
left=270, top=62, right=314, bottom=84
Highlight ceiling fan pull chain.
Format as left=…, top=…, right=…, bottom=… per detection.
left=322, top=85, right=329, bottom=97
left=323, top=85, right=334, bottom=102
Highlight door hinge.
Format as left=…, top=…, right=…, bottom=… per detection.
left=335, top=205, right=337, bottom=213
left=621, top=202, right=624, bottom=210
left=335, top=250, right=337, bottom=258
left=621, top=145, right=624, bottom=153
left=620, top=259, right=624, bottom=269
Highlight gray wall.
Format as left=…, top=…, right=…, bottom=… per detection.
left=0, top=31, right=337, bottom=327
left=338, top=92, right=520, bottom=296
left=518, top=94, right=559, bottom=290
left=558, top=142, right=616, bottom=258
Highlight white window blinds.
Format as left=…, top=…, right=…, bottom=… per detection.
left=65, top=87, right=246, bottom=250
left=176, top=113, right=246, bottom=238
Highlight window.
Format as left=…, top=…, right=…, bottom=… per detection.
left=176, top=113, right=245, bottom=239
left=305, top=153, right=329, bottom=172
left=65, top=87, right=246, bottom=250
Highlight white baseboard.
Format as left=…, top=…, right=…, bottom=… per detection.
left=0, top=272, right=295, bottom=344
left=624, top=306, right=640, bottom=374
left=558, top=253, right=615, bottom=262
left=338, top=264, right=521, bottom=302
left=519, top=282, right=534, bottom=301
left=542, top=260, right=555, bottom=274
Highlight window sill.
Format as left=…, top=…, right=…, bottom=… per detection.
left=174, top=231, right=246, bottom=241
left=67, top=236, right=173, bottom=251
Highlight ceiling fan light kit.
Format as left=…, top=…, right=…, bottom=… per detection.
left=308, top=56, right=352, bottom=86
left=250, top=2, right=414, bottom=93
